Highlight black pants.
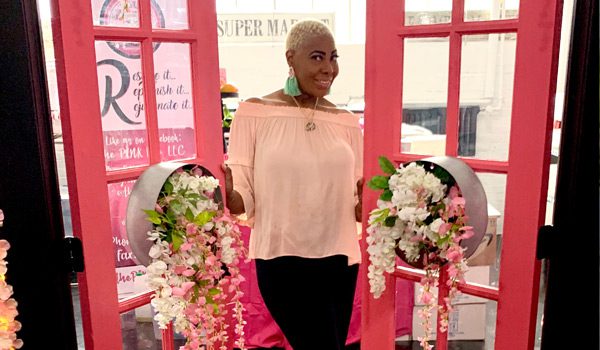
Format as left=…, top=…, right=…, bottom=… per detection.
left=256, top=255, right=359, bottom=350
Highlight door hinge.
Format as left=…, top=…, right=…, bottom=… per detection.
left=63, top=237, right=85, bottom=273
left=537, top=225, right=557, bottom=260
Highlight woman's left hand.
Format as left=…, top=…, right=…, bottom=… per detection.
left=355, top=177, right=364, bottom=222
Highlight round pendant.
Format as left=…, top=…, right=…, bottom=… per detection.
left=305, top=121, right=316, bottom=131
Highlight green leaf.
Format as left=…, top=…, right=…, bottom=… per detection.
left=384, top=216, right=397, bottom=227
left=198, top=280, right=210, bottom=287
left=169, top=200, right=182, bottom=214
left=172, top=234, right=184, bottom=252
left=165, top=211, right=176, bottom=224
left=372, top=208, right=390, bottom=224
left=380, top=189, right=393, bottom=201
left=190, top=285, right=200, bottom=303
left=185, top=208, right=194, bottom=222
left=378, top=156, right=397, bottom=175
left=437, top=234, right=452, bottom=247
left=163, top=181, right=174, bottom=195
left=367, top=176, right=389, bottom=190
left=208, top=287, right=220, bottom=296
left=143, top=210, right=162, bottom=225
left=194, top=211, right=216, bottom=226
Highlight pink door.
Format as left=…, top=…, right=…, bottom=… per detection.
left=51, top=0, right=223, bottom=348
left=361, top=0, right=563, bottom=349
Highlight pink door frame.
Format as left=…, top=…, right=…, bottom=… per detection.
left=361, top=0, right=563, bottom=349
left=51, top=1, right=223, bottom=348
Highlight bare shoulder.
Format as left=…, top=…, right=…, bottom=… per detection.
left=319, top=99, right=353, bottom=115
left=243, top=91, right=291, bottom=107
left=243, top=97, right=265, bottom=104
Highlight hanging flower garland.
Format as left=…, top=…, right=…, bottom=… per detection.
left=366, top=157, right=477, bottom=350
left=0, top=210, right=23, bottom=350
left=143, top=167, right=247, bottom=350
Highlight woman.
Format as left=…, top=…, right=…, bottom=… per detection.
left=223, top=19, right=363, bottom=350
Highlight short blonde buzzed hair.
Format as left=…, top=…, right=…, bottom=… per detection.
left=285, top=19, right=334, bottom=51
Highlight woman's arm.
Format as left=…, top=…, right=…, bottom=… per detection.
left=355, top=177, right=364, bottom=222
left=222, top=164, right=245, bottom=215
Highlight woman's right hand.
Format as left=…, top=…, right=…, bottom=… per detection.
left=221, top=163, right=234, bottom=199
left=221, top=164, right=245, bottom=214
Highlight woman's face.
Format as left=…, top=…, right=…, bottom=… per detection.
left=287, top=34, right=339, bottom=98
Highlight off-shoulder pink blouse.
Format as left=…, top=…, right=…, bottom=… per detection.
left=226, top=101, right=363, bottom=265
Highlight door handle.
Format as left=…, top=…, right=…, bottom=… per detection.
left=63, top=237, right=85, bottom=273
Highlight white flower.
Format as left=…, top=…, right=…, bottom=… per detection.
left=221, top=236, right=236, bottom=264
left=144, top=170, right=247, bottom=347
left=366, top=161, right=468, bottom=301
left=397, top=207, right=430, bottom=223
left=199, top=176, right=220, bottom=192
left=148, top=244, right=163, bottom=259
left=391, top=188, right=418, bottom=207
left=147, top=260, right=168, bottom=275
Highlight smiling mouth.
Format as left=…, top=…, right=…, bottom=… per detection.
left=315, top=80, right=332, bottom=89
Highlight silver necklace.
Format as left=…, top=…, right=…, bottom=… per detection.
left=291, top=96, right=319, bottom=132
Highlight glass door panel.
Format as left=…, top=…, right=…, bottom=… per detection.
left=92, top=0, right=141, bottom=27
left=401, top=37, right=449, bottom=156
left=464, top=0, right=519, bottom=22
left=95, top=40, right=151, bottom=171
left=153, top=0, right=189, bottom=29
left=152, top=42, right=197, bottom=161
left=405, top=0, right=452, bottom=26
left=460, top=34, right=517, bottom=161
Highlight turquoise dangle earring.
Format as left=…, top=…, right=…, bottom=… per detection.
left=283, top=66, right=302, bottom=96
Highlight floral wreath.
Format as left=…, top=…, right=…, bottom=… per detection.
left=0, top=210, right=23, bottom=349
left=143, top=166, right=247, bottom=350
left=366, top=157, right=478, bottom=349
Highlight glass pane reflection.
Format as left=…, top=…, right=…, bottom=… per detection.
left=465, top=0, right=519, bottom=22
left=92, top=0, right=140, bottom=27
left=95, top=40, right=150, bottom=171
left=405, top=0, right=452, bottom=26
left=401, top=37, right=449, bottom=156
left=460, top=34, right=517, bottom=161
left=153, top=42, right=197, bottom=161
left=153, top=0, right=189, bottom=29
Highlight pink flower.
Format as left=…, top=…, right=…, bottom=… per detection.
left=174, top=265, right=187, bottom=274
left=145, top=170, right=247, bottom=347
left=180, top=242, right=193, bottom=251
left=420, top=291, right=434, bottom=304
left=410, top=235, right=422, bottom=242
left=154, top=204, right=164, bottom=214
left=191, top=167, right=203, bottom=176
left=172, top=282, right=195, bottom=296
left=205, top=255, right=217, bottom=267
left=182, top=269, right=196, bottom=277
left=446, top=249, right=462, bottom=263
left=460, top=226, right=474, bottom=235
left=448, top=185, right=460, bottom=199
left=438, top=222, right=452, bottom=235
left=186, top=223, right=198, bottom=235
left=452, top=196, right=465, bottom=207
left=447, top=264, right=459, bottom=278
